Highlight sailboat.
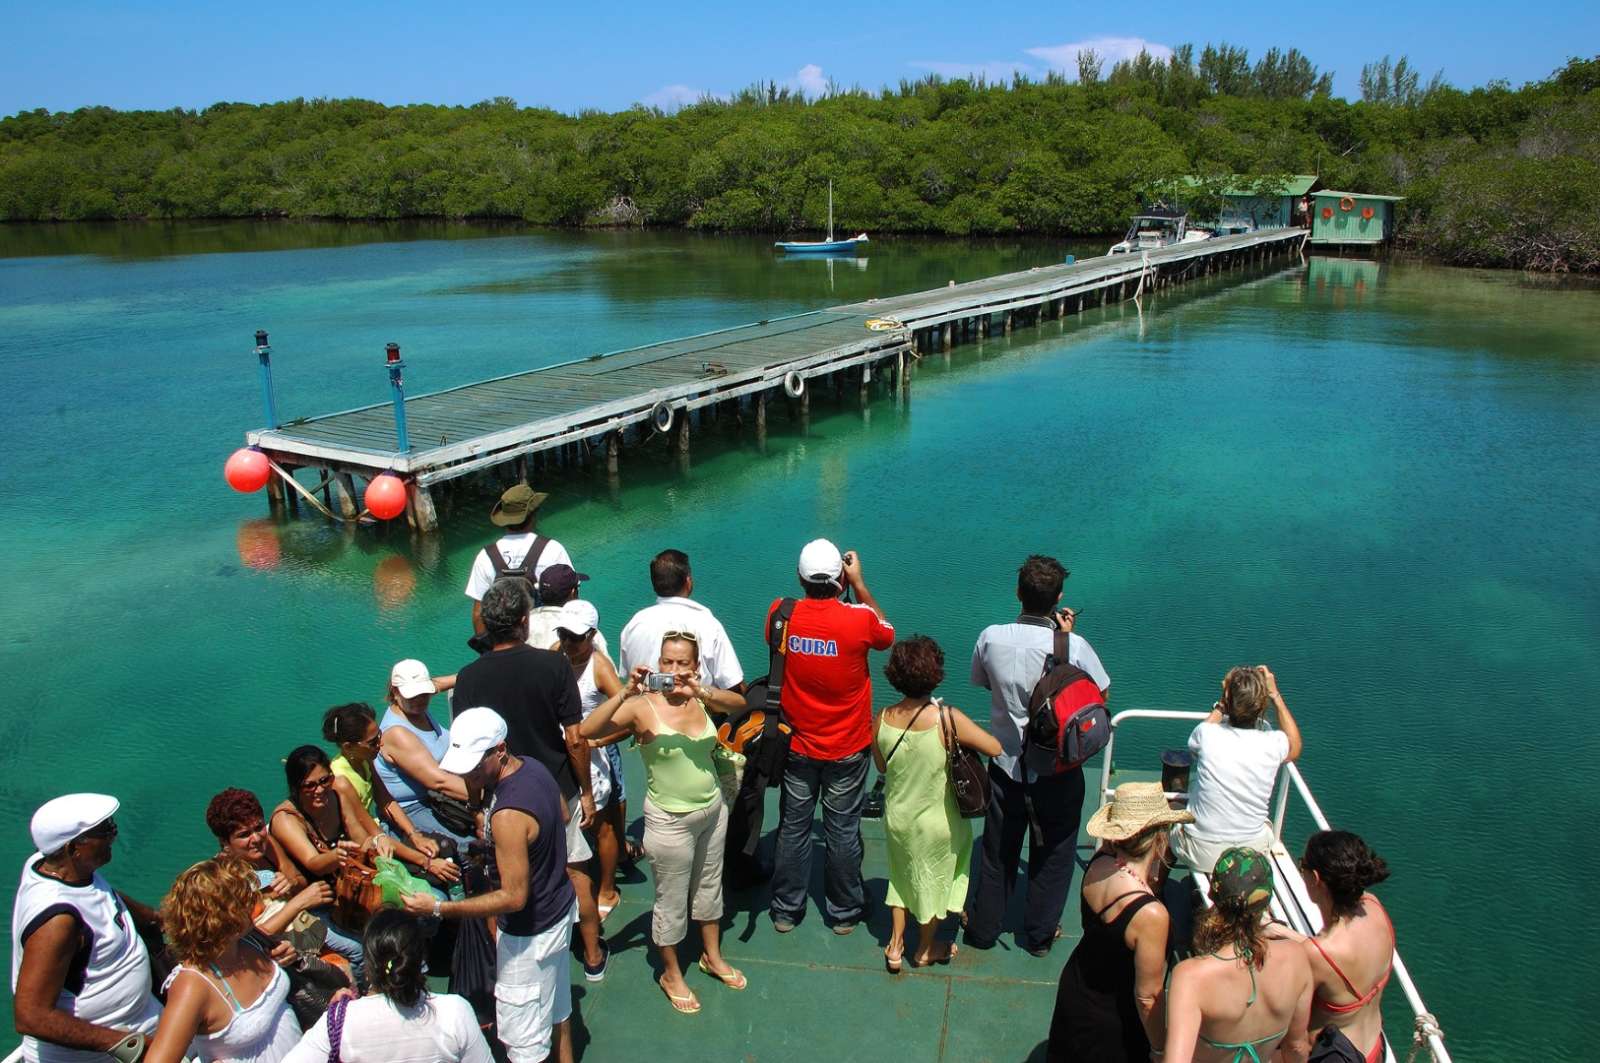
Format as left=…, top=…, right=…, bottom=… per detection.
left=774, top=180, right=869, bottom=253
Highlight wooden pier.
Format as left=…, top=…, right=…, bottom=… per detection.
left=244, top=227, right=1306, bottom=530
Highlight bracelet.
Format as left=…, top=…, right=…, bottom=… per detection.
left=432, top=897, right=442, bottom=917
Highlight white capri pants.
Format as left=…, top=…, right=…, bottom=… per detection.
left=643, top=793, right=728, bottom=946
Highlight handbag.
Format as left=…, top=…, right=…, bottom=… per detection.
left=422, top=793, right=479, bottom=838
left=940, top=699, right=991, bottom=818
left=332, top=857, right=383, bottom=933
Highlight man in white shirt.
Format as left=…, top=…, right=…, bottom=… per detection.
left=618, top=549, right=744, bottom=691
left=965, top=555, right=1110, bottom=957
left=464, top=485, right=574, bottom=637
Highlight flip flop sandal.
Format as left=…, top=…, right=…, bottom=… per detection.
left=884, top=946, right=904, bottom=974
left=660, top=980, right=701, bottom=1014
left=696, top=956, right=747, bottom=990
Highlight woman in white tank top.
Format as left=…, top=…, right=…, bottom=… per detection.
left=145, top=857, right=301, bottom=1063
left=555, top=600, right=628, bottom=916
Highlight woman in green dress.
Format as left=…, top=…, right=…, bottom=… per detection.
left=872, top=635, right=1002, bottom=971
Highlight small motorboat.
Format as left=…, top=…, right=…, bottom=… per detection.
left=776, top=180, right=868, bottom=254
left=1109, top=207, right=1211, bottom=255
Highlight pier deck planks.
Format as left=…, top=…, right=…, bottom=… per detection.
left=248, top=228, right=1303, bottom=478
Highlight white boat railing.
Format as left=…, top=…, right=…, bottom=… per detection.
left=1098, top=708, right=1451, bottom=1063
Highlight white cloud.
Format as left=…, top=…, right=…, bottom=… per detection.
left=1026, top=36, right=1174, bottom=75
left=642, top=84, right=713, bottom=110
left=909, top=59, right=1038, bottom=83
left=793, top=63, right=829, bottom=97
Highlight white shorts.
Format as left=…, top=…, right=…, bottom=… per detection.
left=566, top=795, right=593, bottom=864
left=495, top=898, right=577, bottom=1062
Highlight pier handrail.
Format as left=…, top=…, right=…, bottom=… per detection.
left=1098, top=708, right=1451, bottom=1063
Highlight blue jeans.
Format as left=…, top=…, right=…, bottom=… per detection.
left=311, top=905, right=366, bottom=977
left=769, top=749, right=870, bottom=925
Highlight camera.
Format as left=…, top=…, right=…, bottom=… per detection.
left=645, top=672, right=676, bottom=693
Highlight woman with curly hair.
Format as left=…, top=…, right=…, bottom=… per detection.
left=871, top=635, right=1000, bottom=971
left=1164, top=848, right=1313, bottom=1063
left=1300, top=831, right=1396, bottom=1063
left=283, top=911, right=491, bottom=1062
left=145, top=856, right=301, bottom=1062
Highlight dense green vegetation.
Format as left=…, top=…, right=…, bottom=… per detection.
left=2, top=49, right=1597, bottom=271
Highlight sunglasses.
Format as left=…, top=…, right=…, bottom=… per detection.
left=661, top=629, right=700, bottom=643
left=82, top=819, right=118, bottom=840
left=300, top=775, right=333, bottom=793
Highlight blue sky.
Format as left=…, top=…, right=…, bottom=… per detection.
left=3, top=0, right=1595, bottom=115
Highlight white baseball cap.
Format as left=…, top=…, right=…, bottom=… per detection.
left=438, top=708, right=509, bottom=774
left=31, top=793, right=119, bottom=855
left=798, top=538, right=843, bottom=586
left=390, top=659, right=434, bottom=700
left=555, top=599, right=599, bottom=637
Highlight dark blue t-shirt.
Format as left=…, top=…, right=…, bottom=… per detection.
left=489, top=758, right=575, bottom=936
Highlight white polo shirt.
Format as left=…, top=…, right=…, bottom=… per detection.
left=462, top=533, right=573, bottom=602
left=970, top=617, right=1110, bottom=781
left=618, top=596, right=745, bottom=689
left=525, top=604, right=609, bottom=656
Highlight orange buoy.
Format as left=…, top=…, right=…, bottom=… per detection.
left=1321, top=206, right=1334, bottom=220
left=1361, top=206, right=1376, bottom=220
left=364, top=473, right=409, bottom=520
left=224, top=447, right=272, bottom=493
left=1339, top=196, right=1355, bottom=212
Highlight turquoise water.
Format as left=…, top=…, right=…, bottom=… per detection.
left=2, top=224, right=1598, bottom=1058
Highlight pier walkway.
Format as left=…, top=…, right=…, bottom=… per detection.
left=244, top=227, right=1305, bottom=528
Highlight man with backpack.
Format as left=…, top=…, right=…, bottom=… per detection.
left=767, top=539, right=895, bottom=935
left=965, top=555, right=1110, bottom=956
left=464, top=484, right=575, bottom=638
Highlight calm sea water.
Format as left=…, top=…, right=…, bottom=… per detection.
left=2, top=223, right=1596, bottom=1057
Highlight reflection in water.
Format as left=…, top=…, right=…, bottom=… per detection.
left=235, top=519, right=282, bottom=570
left=373, top=554, right=417, bottom=609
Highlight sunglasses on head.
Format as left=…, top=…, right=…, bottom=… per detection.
left=661, top=629, right=700, bottom=643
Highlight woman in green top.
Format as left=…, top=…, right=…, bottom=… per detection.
left=320, top=703, right=459, bottom=887
left=872, top=636, right=1001, bottom=972
left=1164, top=848, right=1314, bottom=1063
left=582, top=632, right=747, bottom=1015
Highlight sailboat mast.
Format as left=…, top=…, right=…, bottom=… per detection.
left=827, top=180, right=834, bottom=241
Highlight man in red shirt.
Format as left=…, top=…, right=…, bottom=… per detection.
left=767, top=539, right=895, bottom=934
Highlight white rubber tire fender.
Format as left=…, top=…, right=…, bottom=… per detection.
left=651, top=401, right=674, bottom=433
left=783, top=371, right=805, bottom=398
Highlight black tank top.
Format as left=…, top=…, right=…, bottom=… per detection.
left=1048, top=871, right=1160, bottom=1062
left=490, top=759, right=576, bottom=936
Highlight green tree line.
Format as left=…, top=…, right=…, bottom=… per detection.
left=2, top=48, right=1596, bottom=272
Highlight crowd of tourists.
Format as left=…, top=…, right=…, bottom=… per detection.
left=11, top=484, right=1399, bottom=1063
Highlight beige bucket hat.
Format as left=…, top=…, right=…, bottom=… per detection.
left=1085, top=781, right=1195, bottom=841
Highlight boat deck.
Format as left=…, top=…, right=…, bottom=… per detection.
left=558, top=756, right=1177, bottom=1061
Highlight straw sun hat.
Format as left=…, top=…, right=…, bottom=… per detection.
left=1085, top=781, right=1194, bottom=841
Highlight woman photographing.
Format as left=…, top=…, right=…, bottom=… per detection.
left=579, top=632, right=746, bottom=1014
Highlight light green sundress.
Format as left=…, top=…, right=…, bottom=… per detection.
left=876, top=716, right=972, bottom=923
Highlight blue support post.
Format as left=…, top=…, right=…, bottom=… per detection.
left=254, top=329, right=279, bottom=429
left=386, top=342, right=411, bottom=452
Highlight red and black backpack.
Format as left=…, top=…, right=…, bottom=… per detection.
left=1025, top=630, right=1110, bottom=772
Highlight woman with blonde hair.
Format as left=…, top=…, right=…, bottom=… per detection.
left=1048, top=781, right=1191, bottom=1061
left=1171, top=665, right=1303, bottom=874
left=1164, top=848, right=1313, bottom=1063
left=872, top=635, right=1000, bottom=971
left=145, top=856, right=301, bottom=1062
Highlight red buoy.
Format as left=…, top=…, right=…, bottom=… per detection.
left=364, top=473, right=409, bottom=520
left=224, top=447, right=272, bottom=493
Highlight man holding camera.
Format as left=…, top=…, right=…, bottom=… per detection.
left=965, top=555, right=1110, bottom=956
left=767, top=539, right=895, bottom=935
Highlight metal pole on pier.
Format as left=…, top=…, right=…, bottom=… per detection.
left=254, top=330, right=279, bottom=429
left=385, top=342, right=411, bottom=452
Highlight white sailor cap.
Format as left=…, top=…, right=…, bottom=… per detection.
left=31, top=793, right=119, bottom=855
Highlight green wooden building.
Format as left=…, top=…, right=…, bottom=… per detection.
left=1181, top=174, right=1320, bottom=232
left=1308, top=190, right=1404, bottom=246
